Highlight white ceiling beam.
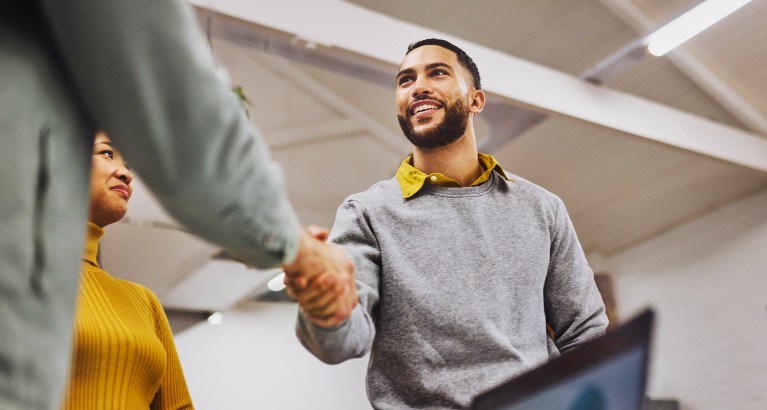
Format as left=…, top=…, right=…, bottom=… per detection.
left=244, top=52, right=410, bottom=156
left=267, top=119, right=365, bottom=151
left=599, top=0, right=767, bottom=137
left=190, top=0, right=767, bottom=174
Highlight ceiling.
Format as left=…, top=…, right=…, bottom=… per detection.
left=101, top=0, right=767, bottom=316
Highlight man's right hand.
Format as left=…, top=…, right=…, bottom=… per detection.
left=282, top=227, right=358, bottom=328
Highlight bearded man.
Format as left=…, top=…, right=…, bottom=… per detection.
left=291, top=39, right=608, bottom=410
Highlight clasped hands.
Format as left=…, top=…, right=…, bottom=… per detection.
left=282, top=226, right=358, bottom=328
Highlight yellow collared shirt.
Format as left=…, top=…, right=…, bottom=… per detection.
left=395, top=153, right=513, bottom=199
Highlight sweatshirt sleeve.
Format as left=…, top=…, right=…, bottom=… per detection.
left=544, top=197, right=608, bottom=352
left=296, top=200, right=378, bottom=364
left=37, top=0, right=299, bottom=268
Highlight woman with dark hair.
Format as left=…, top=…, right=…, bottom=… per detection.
left=63, top=132, right=193, bottom=409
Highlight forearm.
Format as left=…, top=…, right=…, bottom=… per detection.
left=39, top=0, right=300, bottom=267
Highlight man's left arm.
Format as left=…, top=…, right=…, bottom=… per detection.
left=544, top=197, right=608, bottom=352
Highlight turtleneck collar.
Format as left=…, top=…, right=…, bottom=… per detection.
left=82, top=222, right=105, bottom=268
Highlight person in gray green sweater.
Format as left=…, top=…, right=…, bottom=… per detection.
left=290, top=38, right=608, bottom=409
left=1, top=1, right=354, bottom=408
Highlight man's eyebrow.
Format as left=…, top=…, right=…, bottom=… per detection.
left=396, top=67, right=415, bottom=80
left=424, top=62, right=452, bottom=72
left=396, top=62, right=453, bottom=82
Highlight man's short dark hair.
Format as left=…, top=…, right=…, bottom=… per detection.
left=406, top=38, right=481, bottom=90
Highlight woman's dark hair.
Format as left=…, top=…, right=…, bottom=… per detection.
left=406, top=38, right=481, bottom=90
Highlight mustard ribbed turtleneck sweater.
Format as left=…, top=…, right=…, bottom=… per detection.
left=62, top=223, right=193, bottom=409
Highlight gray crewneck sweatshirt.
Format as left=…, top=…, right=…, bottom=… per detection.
left=297, top=171, right=607, bottom=409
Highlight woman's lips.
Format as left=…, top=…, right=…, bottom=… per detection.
left=110, top=185, right=130, bottom=199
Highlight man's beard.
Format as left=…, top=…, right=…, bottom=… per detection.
left=397, top=97, right=470, bottom=149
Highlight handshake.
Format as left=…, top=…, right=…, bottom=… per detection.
left=281, top=226, right=358, bottom=328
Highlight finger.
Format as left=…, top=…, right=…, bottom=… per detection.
left=307, top=314, right=346, bottom=329
left=291, top=275, right=331, bottom=300
left=306, top=225, right=330, bottom=241
left=307, top=282, right=358, bottom=322
left=293, top=276, right=308, bottom=289
left=304, top=303, right=338, bottom=320
left=284, top=286, right=297, bottom=300
left=296, top=276, right=342, bottom=309
left=301, top=287, right=343, bottom=316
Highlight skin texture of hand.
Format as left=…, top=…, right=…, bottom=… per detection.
left=282, top=226, right=358, bottom=328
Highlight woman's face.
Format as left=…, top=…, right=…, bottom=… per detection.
left=88, top=132, right=133, bottom=227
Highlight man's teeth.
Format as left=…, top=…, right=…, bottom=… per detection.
left=414, top=104, right=439, bottom=114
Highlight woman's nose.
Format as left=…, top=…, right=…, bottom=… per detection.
left=116, top=163, right=133, bottom=184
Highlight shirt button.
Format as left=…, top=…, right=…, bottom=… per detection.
left=430, top=175, right=437, bottom=182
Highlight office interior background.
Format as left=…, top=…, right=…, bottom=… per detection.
left=97, top=0, right=767, bottom=408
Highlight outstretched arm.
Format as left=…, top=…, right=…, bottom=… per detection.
left=293, top=200, right=379, bottom=364
left=39, top=0, right=299, bottom=268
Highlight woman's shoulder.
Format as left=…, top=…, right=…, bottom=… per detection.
left=97, top=272, right=162, bottom=312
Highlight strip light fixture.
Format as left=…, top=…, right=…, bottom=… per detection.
left=582, top=0, right=754, bottom=83
left=645, top=0, right=753, bottom=56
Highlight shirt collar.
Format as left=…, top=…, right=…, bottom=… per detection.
left=82, top=222, right=105, bottom=267
left=395, top=153, right=512, bottom=199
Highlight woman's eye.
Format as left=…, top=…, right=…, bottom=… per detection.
left=432, top=69, right=447, bottom=76
left=100, top=150, right=114, bottom=159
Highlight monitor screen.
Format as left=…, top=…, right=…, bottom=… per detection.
left=472, top=309, right=653, bottom=410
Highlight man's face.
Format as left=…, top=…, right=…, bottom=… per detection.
left=395, top=45, right=475, bottom=149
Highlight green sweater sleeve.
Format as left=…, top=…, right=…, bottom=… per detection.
left=37, top=0, right=299, bottom=267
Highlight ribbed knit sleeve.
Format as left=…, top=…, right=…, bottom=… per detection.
left=146, top=289, right=193, bottom=410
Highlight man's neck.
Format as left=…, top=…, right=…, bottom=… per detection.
left=412, top=130, right=483, bottom=187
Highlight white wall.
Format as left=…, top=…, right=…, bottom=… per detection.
left=174, top=302, right=370, bottom=410
left=607, top=189, right=767, bottom=410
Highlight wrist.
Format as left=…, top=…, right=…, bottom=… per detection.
left=282, top=228, right=310, bottom=273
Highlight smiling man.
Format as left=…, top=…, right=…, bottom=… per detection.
left=292, top=39, right=608, bottom=409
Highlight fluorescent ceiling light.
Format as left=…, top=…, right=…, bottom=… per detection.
left=267, top=272, right=286, bottom=292
left=207, top=311, right=223, bottom=325
left=646, top=0, right=752, bottom=56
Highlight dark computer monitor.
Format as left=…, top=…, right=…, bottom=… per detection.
left=472, top=309, right=654, bottom=410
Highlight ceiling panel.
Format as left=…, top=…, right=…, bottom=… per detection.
left=606, top=56, right=744, bottom=127
left=575, top=157, right=767, bottom=253
left=688, top=0, right=767, bottom=124
left=632, top=0, right=701, bottom=22
left=212, top=39, right=340, bottom=135
left=495, top=116, right=767, bottom=254
left=346, top=0, right=637, bottom=75
left=274, top=134, right=404, bottom=227
left=346, top=0, right=757, bottom=133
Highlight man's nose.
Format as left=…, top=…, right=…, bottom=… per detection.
left=412, top=82, right=433, bottom=98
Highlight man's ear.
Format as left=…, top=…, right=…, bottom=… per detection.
left=469, top=89, right=486, bottom=113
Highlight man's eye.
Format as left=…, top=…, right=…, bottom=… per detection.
left=431, top=69, right=447, bottom=76
left=398, top=76, right=414, bottom=86
left=100, top=150, right=114, bottom=159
